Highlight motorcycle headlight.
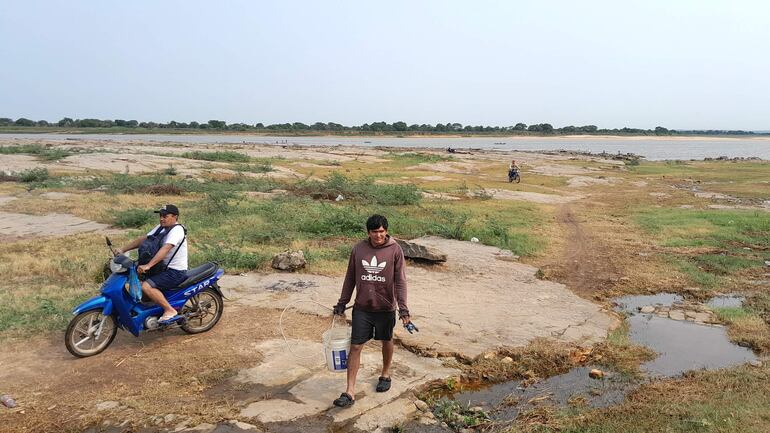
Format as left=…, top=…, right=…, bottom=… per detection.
left=109, top=260, right=127, bottom=274
left=110, top=254, right=132, bottom=274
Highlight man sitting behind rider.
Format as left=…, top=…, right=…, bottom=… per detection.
left=116, top=204, right=188, bottom=323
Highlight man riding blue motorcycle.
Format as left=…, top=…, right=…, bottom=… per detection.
left=65, top=204, right=225, bottom=358
left=116, top=204, right=187, bottom=324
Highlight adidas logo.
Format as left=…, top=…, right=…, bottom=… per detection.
left=361, top=256, right=387, bottom=282
left=362, top=256, right=386, bottom=274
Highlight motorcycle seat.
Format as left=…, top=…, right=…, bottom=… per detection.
left=176, top=262, right=219, bottom=289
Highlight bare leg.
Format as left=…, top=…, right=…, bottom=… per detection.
left=141, top=281, right=176, bottom=316
left=345, top=343, right=364, bottom=399
left=381, top=339, right=394, bottom=378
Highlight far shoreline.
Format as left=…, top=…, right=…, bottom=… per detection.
left=1, top=129, right=770, bottom=141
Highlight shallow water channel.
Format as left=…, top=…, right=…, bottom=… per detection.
left=406, top=293, right=758, bottom=432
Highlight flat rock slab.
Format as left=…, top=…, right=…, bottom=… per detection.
left=0, top=154, right=43, bottom=171
left=532, top=164, right=595, bottom=176
left=0, top=211, right=110, bottom=239
left=0, top=195, right=18, bottom=206
left=238, top=339, right=455, bottom=424
left=567, top=176, right=622, bottom=188
left=482, top=189, right=583, bottom=204
left=221, top=237, right=616, bottom=360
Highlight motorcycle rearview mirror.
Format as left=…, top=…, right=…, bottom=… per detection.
left=105, top=237, right=117, bottom=256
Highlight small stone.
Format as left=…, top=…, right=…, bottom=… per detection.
left=335, top=194, right=344, bottom=201
left=424, top=411, right=435, bottom=419
left=669, top=310, right=686, bottom=321
left=95, top=401, right=120, bottom=411
left=229, top=420, right=259, bottom=430
left=501, top=356, right=514, bottom=364
left=164, top=414, right=177, bottom=423
left=441, top=422, right=449, bottom=428
left=470, top=237, right=479, bottom=243
left=639, top=306, right=655, bottom=314
left=589, top=369, right=604, bottom=379
left=483, top=352, right=496, bottom=360
left=749, top=360, right=763, bottom=367
left=470, top=406, right=484, bottom=412
left=414, top=400, right=429, bottom=412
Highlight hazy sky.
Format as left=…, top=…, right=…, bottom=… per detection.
left=1, top=1, right=768, bottom=129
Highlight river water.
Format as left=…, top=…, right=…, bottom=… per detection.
left=2, top=133, right=770, bottom=161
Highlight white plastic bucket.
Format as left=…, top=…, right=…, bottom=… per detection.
left=323, top=326, right=352, bottom=373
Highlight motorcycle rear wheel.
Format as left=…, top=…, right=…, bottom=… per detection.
left=180, top=288, right=223, bottom=334
left=65, top=310, right=118, bottom=358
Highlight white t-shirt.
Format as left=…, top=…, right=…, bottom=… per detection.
left=146, top=224, right=188, bottom=271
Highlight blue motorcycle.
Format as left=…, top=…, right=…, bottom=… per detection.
left=65, top=238, right=225, bottom=358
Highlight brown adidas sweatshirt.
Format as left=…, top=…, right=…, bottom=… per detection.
left=337, top=235, right=409, bottom=316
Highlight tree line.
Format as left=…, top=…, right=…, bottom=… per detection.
left=0, top=117, right=759, bottom=136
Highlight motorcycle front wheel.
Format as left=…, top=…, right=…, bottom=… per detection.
left=180, top=288, right=223, bottom=334
left=65, top=310, right=118, bottom=357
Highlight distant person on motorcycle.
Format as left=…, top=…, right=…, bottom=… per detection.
left=115, top=204, right=188, bottom=324
left=508, top=159, right=520, bottom=172
left=331, top=214, right=413, bottom=408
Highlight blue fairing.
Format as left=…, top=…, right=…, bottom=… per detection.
left=73, top=295, right=113, bottom=316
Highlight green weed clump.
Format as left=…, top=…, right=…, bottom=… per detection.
left=233, top=160, right=274, bottom=173
left=191, top=244, right=270, bottom=272
left=387, top=152, right=456, bottom=165
left=290, top=172, right=421, bottom=205
left=80, top=173, right=277, bottom=195
left=0, top=144, right=74, bottom=161
left=637, top=208, right=770, bottom=289
left=18, top=167, right=50, bottom=182
left=113, top=209, right=155, bottom=228
left=180, top=150, right=251, bottom=162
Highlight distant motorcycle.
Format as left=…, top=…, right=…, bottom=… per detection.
left=65, top=238, right=225, bottom=357
left=508, top=168, right=521, bottom=183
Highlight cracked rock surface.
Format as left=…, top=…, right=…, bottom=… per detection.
left=222, top=237, right=617, bottom=360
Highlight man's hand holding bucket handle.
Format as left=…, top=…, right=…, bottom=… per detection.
left=332, top=303, right=346, bottom=316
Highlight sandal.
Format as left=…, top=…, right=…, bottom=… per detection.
left=333, top=392, right=355, bottom=408
left=376, top=376, right=391, bottom=392
left=158, top=313, right=181, bottom=324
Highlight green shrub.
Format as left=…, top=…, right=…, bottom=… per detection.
left=387, top=152, right=455, bottom=164
left=191, top=244, right=270, bottom=272
left=163, top=164, right=178, bottom=176
left=18, top=167, right=49, bottom=182
left=0, top=144, right=73, bottom=161
left=290, top=172, right=421, bottom=205
left=180, top=150, right=250, bottom=162
left=114, top=209, right=155, bottom=228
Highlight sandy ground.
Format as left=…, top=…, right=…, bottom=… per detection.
left=2, top=136, right=762, bottom=432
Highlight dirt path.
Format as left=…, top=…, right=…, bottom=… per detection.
left=539, top=203, right=623, bottom=299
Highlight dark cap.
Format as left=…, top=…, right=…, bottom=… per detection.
left=154, top=204, right=179, bottom=216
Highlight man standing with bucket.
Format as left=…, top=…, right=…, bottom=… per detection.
left=331, top=214, right=412, bottom=408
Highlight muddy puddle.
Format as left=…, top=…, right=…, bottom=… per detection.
left=615, top=293, right=757, bottom=377
left=454, top=366, right=632, bottom=417
left=405, top=293, right=759, bottom=432
left=707, top=295, right=745, bottom=308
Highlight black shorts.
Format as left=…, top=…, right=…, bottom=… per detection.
left=146, top=268, right=187, bottom=290
left=351, top=308, right=396, bottom=345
